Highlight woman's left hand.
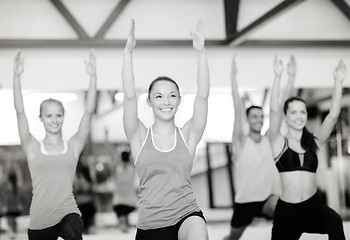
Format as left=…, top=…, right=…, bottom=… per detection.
left=334, top=59, right=346, bottom=83
left=191, top=19, right=205, bottom=52
left=85, top=49, right=97, bottom=77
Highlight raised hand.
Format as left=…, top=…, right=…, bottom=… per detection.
left=333, top=59, right=346, bottom=83
left=273, top=55, right=284, bottom=77
left=85, top=49, right=97, bottom=77
left=287, top=55, right=296, bottom=77
left=14, top=49, right=24, bottom=77
left=190, top=19, right=205, bottom=52
left=231, top=55, right=237, bottom=76
left=125, top=19, right=136, bottom=53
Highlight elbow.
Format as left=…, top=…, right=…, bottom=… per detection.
left=197, top=93, right=209, bottom=100
left=124, top=94, right=137, bottom=102
left=328, top=112, right=340, bottom=121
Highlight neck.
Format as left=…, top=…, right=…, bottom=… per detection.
left=44, top=132, right=63, bottom=144
left=248, top=131, right=262, bottom=142
left=152, top=120, right=176, bottom=136
left=287, top=128, right=303, bottom=141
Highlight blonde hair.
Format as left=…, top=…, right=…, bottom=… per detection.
left=39, top=98, right=65, bottom=117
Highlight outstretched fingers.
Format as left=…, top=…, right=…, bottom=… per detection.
left=191, top=19, right=205, bottom=52
left=85, top=49, right=97, bottom=76
left=287, top=55, right=296, bottom=76
left=231, top=55, right=237, bottom=75
left=273, top=55, right=284, bottom=77
left=14, top=49, right=24, bottom=76
left=125, top=19, right=136, bottom=52
left=334, top=59, right=346, bottom=82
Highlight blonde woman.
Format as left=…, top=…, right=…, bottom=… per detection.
left=13, top=50, right=97, bottom=240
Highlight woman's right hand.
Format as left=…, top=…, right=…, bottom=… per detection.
left=231, top=55, right=237, bottom=76
left=287, top=55, right=296, bottom=77
left=273, top=55, right=283, bottom=78
left=13, top=49, right=24, bottom=77
left=125, top=19, right=136, bottom=53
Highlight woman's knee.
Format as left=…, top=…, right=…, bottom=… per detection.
left=327, top=214, right=344, bottom=232
left=60, top=214, right=84, bottom=240
left=178, top=216, right=208, bottom=240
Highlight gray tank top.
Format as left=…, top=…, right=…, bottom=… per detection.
left=135, top=127, right=200, bottom=230
left=28, top=141, right=80, bottom=229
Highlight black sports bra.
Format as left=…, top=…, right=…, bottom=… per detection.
left=275, top=139, right=318, bottom=173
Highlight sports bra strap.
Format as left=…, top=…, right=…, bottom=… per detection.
left=274, top=138, right=288, bottom=161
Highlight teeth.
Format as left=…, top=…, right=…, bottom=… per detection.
left=160, top=108, right=171, bottom=112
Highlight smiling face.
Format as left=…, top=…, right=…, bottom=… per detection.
left=147, top=80, right=181, bottom=121
left=39, top=100, right=65, bottom=134
left=284, top=99, right=307, bottom=131
left=247, top=107, right=264, bottom=134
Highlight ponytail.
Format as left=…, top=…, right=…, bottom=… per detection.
left=301, top=127, right=318, bottom=153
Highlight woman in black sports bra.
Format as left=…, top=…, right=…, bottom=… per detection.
left=269, top=56, right=347, bottom=240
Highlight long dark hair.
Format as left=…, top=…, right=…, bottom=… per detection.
left=283, top=97, right=318, bottom=153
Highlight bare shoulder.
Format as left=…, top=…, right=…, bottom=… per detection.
left=128, top=124, right=148, bottom=162
left=22, top=137, right=39, bottom=162
left=232, top=134, right=246, bottom=159
left=270, top=134, right=285, bottom=158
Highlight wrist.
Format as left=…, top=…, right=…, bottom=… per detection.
left=275, top=74, right=282, bottom=79
left=197, top=48, right=207, bottom=54
left=124, top=48, right=133, bottom=54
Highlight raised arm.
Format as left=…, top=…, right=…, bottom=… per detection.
left=72, top=49, right=97, bottom=158
left=182, top=19, right=210, bottom=154
left=314, top=60, right=346, bottom=146
left=122, top=20, right=146, bottom=156
left=269, top=56, right=285, bottom=154
left=230, top=56, right=245, bottom=143
left=13, top=50, right=37, bottom=154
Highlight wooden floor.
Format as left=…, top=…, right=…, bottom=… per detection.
left=1, top=210, right=349, bottom=240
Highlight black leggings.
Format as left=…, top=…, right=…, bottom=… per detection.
left=28, top=213, right=83, bottom=240
left=272, top=192, right=345, bottom=240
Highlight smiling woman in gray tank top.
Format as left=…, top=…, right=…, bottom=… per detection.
left=122, top=19, right=209, bottom=240
left=13, top=49, right=97, bottom=240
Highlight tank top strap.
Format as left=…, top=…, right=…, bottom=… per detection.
left=176, top=127, right=193, bottom=158
left=134, top=128, right=151, bottom=165
left=39, top=140, right=68, bottom=155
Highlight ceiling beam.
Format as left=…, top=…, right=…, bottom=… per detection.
left=0, top=39, right=228, bottom=48
left=229, top=0, right=305, bottom=46
left=94, top=0, right=131, bottom=39
left=0, top=39, right=349, bottom=49
left=240, top=40, right=350, bottom=47
left=50, top=0, right=90, bottom=39
left=224, top=0, right=240, bottom=41
left=331, top=0, right=350, bottom=21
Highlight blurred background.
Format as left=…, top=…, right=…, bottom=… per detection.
left=0, top=0, right=349, bottom=239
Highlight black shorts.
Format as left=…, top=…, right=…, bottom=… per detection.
left=135, top=211, right=206, bottom=240
left=7, top=211, right=21, bottom=217
left=113, top=204, right=135, bottom=217
left=272, top=192, right=346, bottom=240
left=231, top=200, right=270, bottom=228
left=27, top=213, right=83, bottom=240
left=78, top=202, right=96, bottom=230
